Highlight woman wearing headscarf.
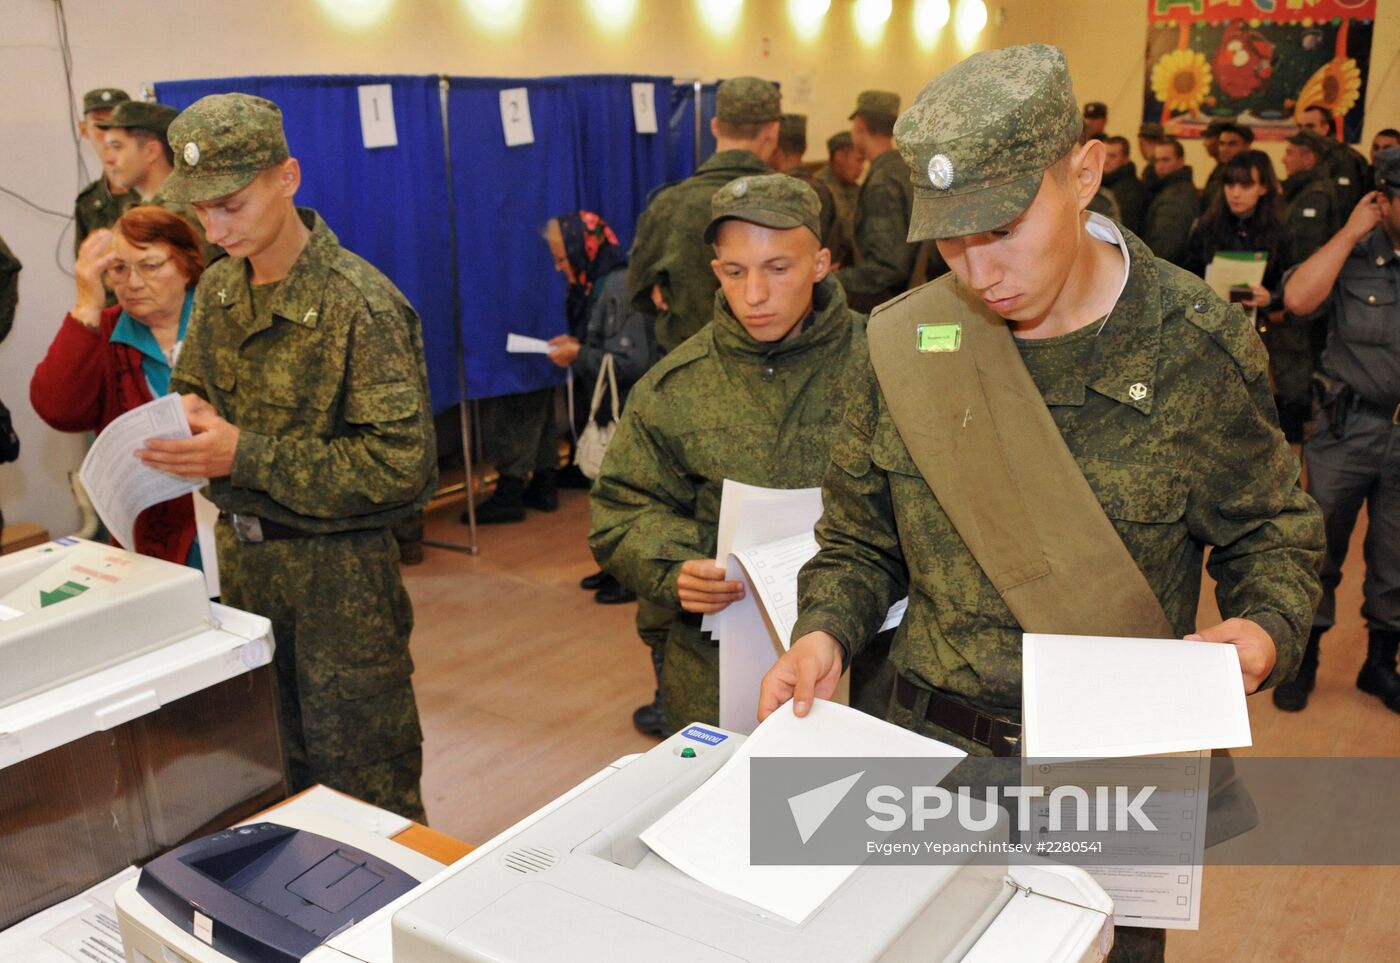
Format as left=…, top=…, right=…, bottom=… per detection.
left=543, top=210, right=656, bottom=603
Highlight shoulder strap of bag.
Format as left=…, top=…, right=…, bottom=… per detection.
left=588, top=353, right=620, bottom=424
left=867, top=280, right=1173, bottom=639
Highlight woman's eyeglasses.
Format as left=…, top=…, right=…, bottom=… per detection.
left=105, top=256, right=171, bottom=284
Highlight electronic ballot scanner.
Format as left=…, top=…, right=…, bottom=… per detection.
left=384, top=725, right=1114, bottom=963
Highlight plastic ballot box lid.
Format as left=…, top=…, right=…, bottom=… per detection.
left=0, top=587, right=273, bottom=770
left=0, top=537, right=213, bottom=709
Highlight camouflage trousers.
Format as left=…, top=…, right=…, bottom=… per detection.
left=482, top=387, right=558, bottom=479
left=636, top=598, right=672, bottom=652
left=216, top=520, right=426, bottom=823
left=661, top=623, right=719, bottom=733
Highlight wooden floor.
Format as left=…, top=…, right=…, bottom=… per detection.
left=404, top=488, right=1399, bottom=962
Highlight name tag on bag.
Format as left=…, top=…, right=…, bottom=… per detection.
left=917, top=323, right=962, bottom=353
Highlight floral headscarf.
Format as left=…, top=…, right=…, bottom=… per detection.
left=556, top=210, right=627, bottom=330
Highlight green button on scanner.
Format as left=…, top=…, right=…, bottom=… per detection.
left=681, top=747, right=696, bottom=758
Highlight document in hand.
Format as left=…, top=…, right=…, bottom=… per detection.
left=1022, top=633, right=1252, bottom=931
left=703, top=479, right=824, bottom=635
left=1021, top=633, right=1251, bottom=758
left=78, top=394, right=204, bottom=553
left=1202, top=251, right=1267, bottom=307
left=640, top=700, right=966, bottom=925
left=505, top=332, right=556, bottom=354
left=718, top=525, right=906, bottom=732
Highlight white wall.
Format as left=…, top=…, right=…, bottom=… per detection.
left=4, top=0, right=1394, bottom=536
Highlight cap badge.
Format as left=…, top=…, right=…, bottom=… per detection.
left=1128, top=382, right=1148, bottom=402
left=928, top=154, right=955, bottom=191
left=101, top=91, right=113, bottom=102
left=731, top=179, right=749, bottom=198
left=183, top=142, right=200, bottom=167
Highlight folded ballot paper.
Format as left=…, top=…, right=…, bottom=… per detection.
left=1021, top=633, right=1253, bottom=931
left=641, top=700, right=965, bottom=925
left=710, top=481, right=906, bottom=733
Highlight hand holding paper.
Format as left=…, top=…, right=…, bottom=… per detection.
left=677, top=558, right=745, bottom=613
left=1185, top=617, right=1276, bottom=694
left=79, top=394, right=205, bottom=552
left=759, top=631, right=844, bottom=721
left=137, top=394, right=239, bottom=479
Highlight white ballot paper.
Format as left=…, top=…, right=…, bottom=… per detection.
left=1203, top=251, right=1267, bottom=305
left=505, top=332, right=557, bottom=354
left=1022, top=632, right=1252, bottom=930
left=193, top=490, right=220, bottom=597
left=1021, top=633, right=1251, bottom=758
left=1025, top=753, right=1210, bottom=930
left=704, top=480, right=823, bottom=634
left=718, top=525, right=906, bottom=732
left=78, top=394, right=203, bottom=552
left=0, top=866, right=137, bottom=962
left=641, top=700, right=966, bottom=925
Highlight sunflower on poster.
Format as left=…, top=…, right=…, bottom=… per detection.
left=1151, top=48, right=1213, bottom=115
left=1293, top=56, right=1362, bottom=123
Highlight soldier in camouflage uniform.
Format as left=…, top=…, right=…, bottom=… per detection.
left=591, top=174, right=868, bottom=732
left=74, top=88, right=137, bottom=258
left=770, top=114, right=842, bottom=262
left=1100, top=136, right=1148, bottom=234
left=626, top=76, right=780, bottom=356
left=138, top=94, right=437, bottom=821
left=816, top=131, right=861, bottom=267
left=96, top=101, right=221, bottom=264
left=1142, top=138, right=1199, bottom=267
left=761, top=45, right=1323, bottom=963
left=1275, top=130, right=1344, bottom=439
left=1299, top=105, right=1370, bottom=214
left=837, top=90, right=918, bottom=313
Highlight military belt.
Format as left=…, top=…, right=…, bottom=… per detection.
left=894, top=674, right=1021, bottom=757
left=1352, top=392, right=1400, bottom=426
left=223, top=512, right=317, bottom=543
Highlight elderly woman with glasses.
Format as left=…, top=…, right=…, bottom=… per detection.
left=31, top=205, right=207, bottom=566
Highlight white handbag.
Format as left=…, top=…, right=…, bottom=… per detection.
left=575, top=352, right=620, bottom=480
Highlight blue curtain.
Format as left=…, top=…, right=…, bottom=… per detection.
left=152, top=75, right=461, bottom=411
left=446, top=78, right=580, bottom=400
left=554, top=74, right=673, bottom=253
left=664, top=81, right=719, bottom=186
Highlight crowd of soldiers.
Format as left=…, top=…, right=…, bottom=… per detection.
left=4, top=46, right=1397, bottom=963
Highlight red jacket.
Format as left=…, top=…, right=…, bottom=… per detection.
left=30, top=306, right=196, bottom=564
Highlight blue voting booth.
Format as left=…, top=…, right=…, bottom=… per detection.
left=155, top=73, right=719, bottom=409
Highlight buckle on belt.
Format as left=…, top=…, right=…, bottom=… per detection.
left=230, top=513, right=265, bottom=543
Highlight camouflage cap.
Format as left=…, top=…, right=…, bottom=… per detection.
left=82, top=88, right=129, bottom=114
left=1373, top=146, right=1400, bottom=191
left=704, top=174, right=821, bottom=243
left=1138, top=122, right=1166, bottom=139
left=161, top=94, right=291, bottom=203
left=779, top=113, right=808, bottom=153
left=827, top=130, right=854, bottom=154
left=94, top=100, right=179, bottom=138
left=715, top=77, right=782, bottom=126
left=896, top=43, right=1082, bottom=241
left=1287, top=129, right=1331, bottom=158
left=1082, top=101, right=1107, bottom=119
left=849, top=90, right=900, bottom=122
